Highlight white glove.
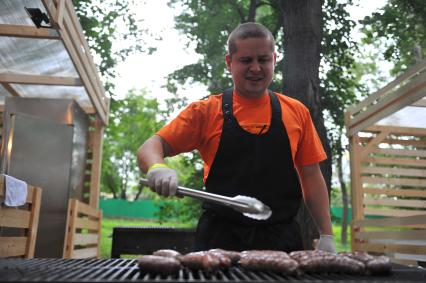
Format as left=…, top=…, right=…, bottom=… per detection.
left=146, top=165, right=178, bottom=197
left=316, top=234, right=336, bottom=254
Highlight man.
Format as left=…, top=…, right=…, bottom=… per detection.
left=137, top=22, right=335, bottom=253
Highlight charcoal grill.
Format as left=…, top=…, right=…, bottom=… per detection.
left=0, top=258, right=425, bottom=283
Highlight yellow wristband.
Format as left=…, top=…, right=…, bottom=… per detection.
left=148, top=163, right=169, bottom=172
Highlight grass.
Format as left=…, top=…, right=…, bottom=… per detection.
left=332, top=223, right=352, bottom=252
left=100, top=218, right=352, bottom=258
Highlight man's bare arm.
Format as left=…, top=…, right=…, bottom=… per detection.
left=137, top=135, right=172, bottom=173
left=298, top=163, right=333, bottom=235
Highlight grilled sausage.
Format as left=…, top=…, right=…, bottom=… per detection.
left=208, top=249, right=241, bottom=264
left=180, top=251, right=221, bottom=273
left=290, top=250, right=365, bottom=274
left=138, top=255, right=181, bottom=276
left=238, top=250, right=298, bottom=274
left=339, top=252, right=391, bottom=275
left=366, top=256, right=391, bottom=275
left=153, top=249, right=182, bottom=259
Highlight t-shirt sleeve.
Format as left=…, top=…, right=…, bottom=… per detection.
left=294, top=108, right=327, bottom=167
left=156, top=102, right=205, bottom=156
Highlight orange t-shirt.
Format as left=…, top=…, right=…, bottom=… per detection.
left=157, top=91, right=327, bottom=182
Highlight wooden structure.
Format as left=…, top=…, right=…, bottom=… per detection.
left=0, top=1, right=109, bottom=257
left=0, top=174, right=42, bottom=258
left=345, top=59, right=426, bottom=265
left=63, top=199, right=102, bottom=259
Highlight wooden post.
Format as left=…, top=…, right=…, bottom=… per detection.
left=89, top=119, right=104, bottom=208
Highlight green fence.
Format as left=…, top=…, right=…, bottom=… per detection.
left=100, top=199, right=160, bottom=219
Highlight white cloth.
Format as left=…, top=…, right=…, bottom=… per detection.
left=4, top=175, right=27, bottom=207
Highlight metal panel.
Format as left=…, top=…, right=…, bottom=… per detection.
left=3, top=113, right=73, bottom=258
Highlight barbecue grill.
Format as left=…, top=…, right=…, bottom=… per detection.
left=0, top=258, right=425, bottom=282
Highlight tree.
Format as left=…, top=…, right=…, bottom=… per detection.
left=361, top=0, right=426, bottom=74
left=167, top=0, right=360, bottom=249
left=101, top=90, right=164, bottom=199
left=72, top=0, right=148, bottom=96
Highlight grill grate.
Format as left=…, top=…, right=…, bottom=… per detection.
left=0, top=258, right=425, bottom=282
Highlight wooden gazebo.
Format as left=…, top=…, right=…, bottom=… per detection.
left=345, top=59, right=426, bottom=265
left=0, top=1, right=109, bottom=258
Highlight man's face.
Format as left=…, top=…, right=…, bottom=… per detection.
left=225, top=38, right=276, bottom=99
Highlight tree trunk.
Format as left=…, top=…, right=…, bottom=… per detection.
left=247, top=0, right=258, bottom=22
left=337, top=152, right=348, bottom=245
left=280, top=0, right=332, bottom=250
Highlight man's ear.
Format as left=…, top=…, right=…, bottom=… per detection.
left=225, top=54, right=232, bottom=71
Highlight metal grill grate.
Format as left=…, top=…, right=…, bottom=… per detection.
left=0, top=258, right=425, bottom=282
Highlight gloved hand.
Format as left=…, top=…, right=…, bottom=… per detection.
left=316, top=234, right=336, bottom=254
left=146, top=164, right=178, bottom=197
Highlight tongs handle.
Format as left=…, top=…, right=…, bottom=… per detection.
left=139, top=178, right=250, bottom=210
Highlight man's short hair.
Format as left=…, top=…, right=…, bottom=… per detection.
left=227, top=22, right=275, bottom=57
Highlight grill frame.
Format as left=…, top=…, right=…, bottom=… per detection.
left=1, top=258, right=425, bottom=283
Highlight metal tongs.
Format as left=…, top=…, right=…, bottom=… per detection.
left=139, top=178, right=272, bottom=220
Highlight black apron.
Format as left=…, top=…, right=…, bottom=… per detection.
left=194, top=89, right=304, bottom=252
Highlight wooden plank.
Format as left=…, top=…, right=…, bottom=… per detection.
left=356, top=230, right=426, bottom=241
left=0, top=73, right=82, bottom=86
left=363, top=187, right=426, bottom=198
left=364, top=207, right=426, bottom=217
left=363, top=156, right=426, bottom=167
left=26, top=187, right=41, bottom=258
left=412, top=98, right=426, bottom=107
left=55, top=0, right=65, bottom=28
left=362, top=176, right=426, bottom=187
left=359, top=137, right=426, bottom=147
left=0, top=207, right=30, bottom=228
left=64, top=1, right=108, bottom=114
left=361, top=166, right=426, bottom=177
left=365, top=125, right=426, bottom=137
left=370, top=148, right=426, bottom=158
left=347, top=59, right=426, bottom=116
left=73, top=233, right=98, bottom=246
left=75, top=217, right=99, bottom=230
left=89, top=121, right=104, bottom=208
left=360, top=130, right=390, bottom=160
left=350, top=134, right=364, bottom=221
left=71, top=247, right=98, bottom=259
left=354, top=214, right=426, bottom=228
left=0, top=237, right=27, bottom=257
left=364, top=197, right=426, bottom=209
left=353, top=242, right=426, bottom=255
left=348, top=69, right=426, bottom=132
left=1, top=83, right=20, bottom=96
left=76, top=200, right=100, bottom=218
left=96, top=210, right=102, bottom=258
left=63, top=199, right=78, bottom=258
left=0, top=24, right=60, bottom=39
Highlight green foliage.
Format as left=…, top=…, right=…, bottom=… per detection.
left=361, top=0, right=426, bottom=75
left=72, top=0, right=148, bottom=96
left=101, top=90, right=165, bottom=199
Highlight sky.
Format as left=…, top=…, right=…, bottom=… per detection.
left=113, top=0, right=389, bottom=107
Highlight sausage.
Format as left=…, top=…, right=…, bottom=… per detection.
left=208, top=249, right=241, bottom=264
left=340, top=252, right=391, bottom=275
left=152, top=249, right=182, bottom=259
left=238, top=250, right=298, bottom=274
left=366, top=256, right=392, bottom=275
left=290, top=250, right=365, bottom=274
left=138, top=255, right=181, bottom=276
left=180, top=251, right=221, bottom=273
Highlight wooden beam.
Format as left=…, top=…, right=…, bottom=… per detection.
left=348, top=71, right=426, bottom=135
left=412, top=98, right=426, bottom=107
left=353, top=214, right=426, bottom=227
left=0, top=24, right=60, bottom=39
left=365, top=125, right=426, bottom=137
left=1, top=83, right=20, bottom=96
left=360, top=130, right=390, bottom=161
left=89, top=120, right=104, bottom=208
left=347, top=59, right=426, bottom=116
left=0, top=73, right=82, bottom=86
left=55, top=0, right=65, bottom=28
